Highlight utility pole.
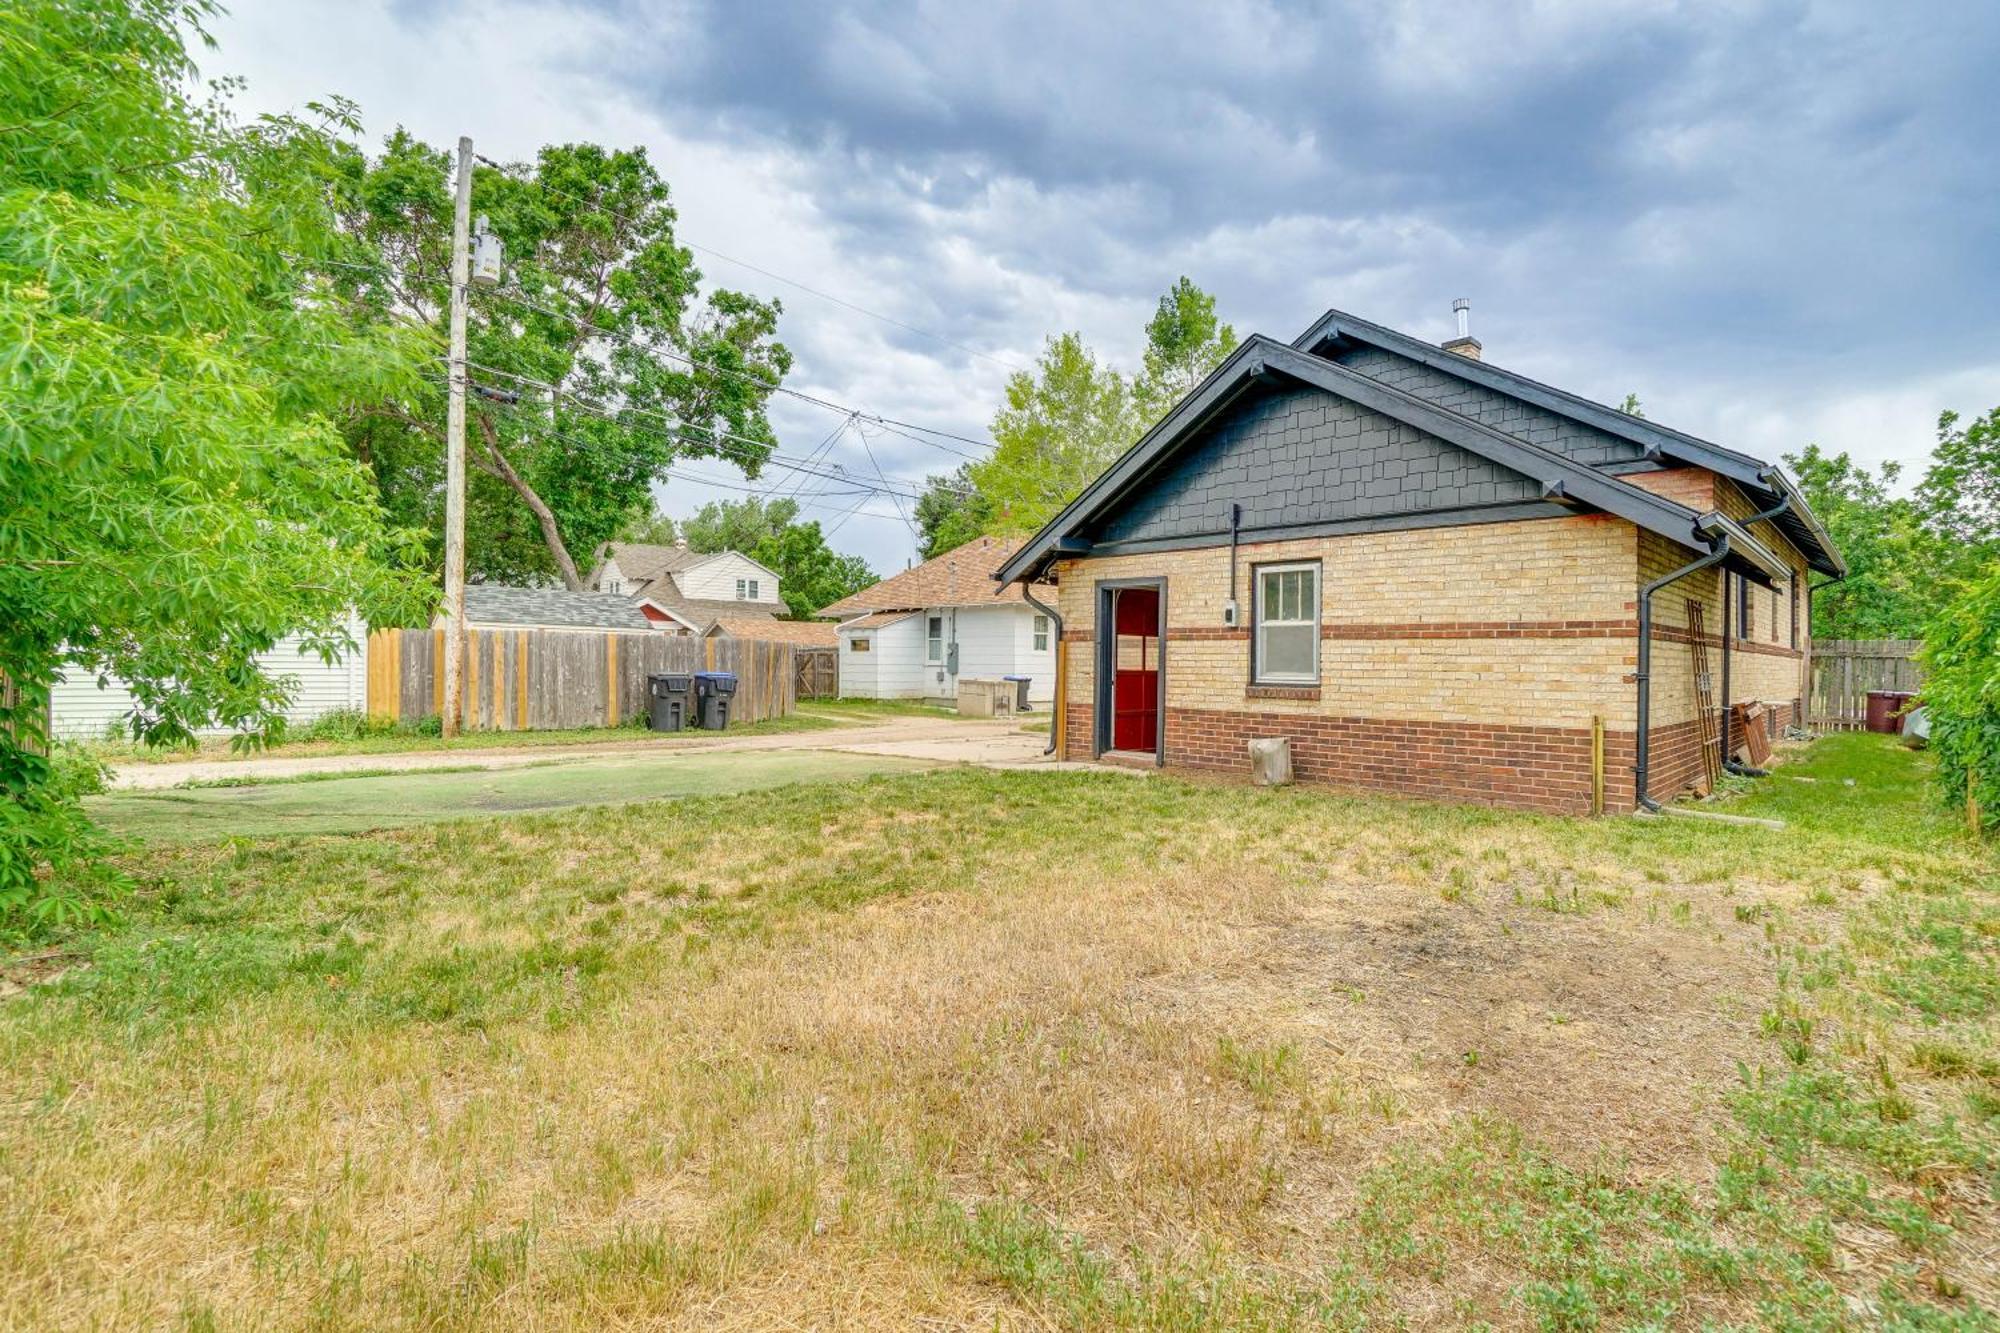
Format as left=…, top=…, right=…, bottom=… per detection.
left=441, top=135, right=473, bottom=738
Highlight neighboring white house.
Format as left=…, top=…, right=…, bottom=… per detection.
left=48, top=623, right=370, bottom=741
left=585, top=540, right=837, bottom=646
left=819, top=536, right=1058, bottom=706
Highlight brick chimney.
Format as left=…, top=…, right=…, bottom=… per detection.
left=1441, top=297, right=1482, bottom=360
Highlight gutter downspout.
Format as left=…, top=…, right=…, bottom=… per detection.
left=1722, top=484, right=1794, bottom=776
left=1636, top=540, right=1731, bottom=812
left=1021, top=583, right=1063, bottom=757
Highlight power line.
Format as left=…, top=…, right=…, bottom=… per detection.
left=455, top=362, right=946, bottom=501
left=441, top=367, right=944, bottom=505
left=482, top=284, right=993, bottom=462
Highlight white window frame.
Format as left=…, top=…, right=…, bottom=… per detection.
left=1253, top=561, right=1321, bottom=685
left=735, top=577, right=747, bottom=600
left=748, top=578, right=760, bottom=601
left=1032, top=614, right=1049, bottom=652
left=604, top=577, right=623, bottom=594
left=926, top=614, right=945, bottom=663
left=849, top=636, right=870, bottom=653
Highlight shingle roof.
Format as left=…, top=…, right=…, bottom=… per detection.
left=818, top=536, right=1054, bottom=617
left=837, top=610, right=920, bottom=631
left=594, top=541, right=705, bottom=589
left=463, top=584, right=655, bottom=632
left=710, top=615, right=838, bottom=647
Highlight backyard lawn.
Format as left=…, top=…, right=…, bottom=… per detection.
left=1, top=733, right=1993, bottom=1328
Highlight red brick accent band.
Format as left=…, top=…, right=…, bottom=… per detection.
left=1066, top=619, right=1800, bottom=657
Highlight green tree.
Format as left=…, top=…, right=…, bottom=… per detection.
left=0, top=0, right=429, bottom=915
left=969, top=279, right=1235, bottom=536
left=680, top=497, right=872, bottom=618
left=1784, top=444, right=1938, bottom=638
left=913, top=464, right=995, bottom=559
left=1917, top=407, right=2000, bottom=556
left=1918, top=562, right=2000, bottom=829
left=615, top=507, right=679, bottom=545
left=973, top=333, right=1138, bottom=535
left=333, top=134, right=792, bottom=587
left=1618, top=393, right=1646, bottom=418
left=1135, top=276, right=1237, bottom=420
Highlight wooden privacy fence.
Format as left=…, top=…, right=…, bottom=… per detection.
left=1810, top=638, right=1922, bottom=730
left=365, top=629, right=796, bottom=731
left=794, top=647, right=836, bottom=700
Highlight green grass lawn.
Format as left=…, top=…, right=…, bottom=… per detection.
left=2, top=733, right=1993, bottom=1328
left=86, top=749, right=934, bottom=843
left=80, top=708, right=848, bottom=767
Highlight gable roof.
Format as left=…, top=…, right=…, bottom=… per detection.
left=592, top=542, right=703, bottom=588
left=463, top=584, right=655, bottom=632
left=591, top=543, right=785, bottom=592
left=995, top=336, right=1781, bottom=586
left=820, top=535, right=1053, bottom=617
left=837, top=610, right=921, bottom=631
left=1291, top=307, right=1843, bottom=575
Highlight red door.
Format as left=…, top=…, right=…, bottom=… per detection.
left=1109, top=586, right=1160, bottom=752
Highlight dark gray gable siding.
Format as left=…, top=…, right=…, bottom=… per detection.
left=1332, top=345, right=1648, bottom=469
left=1090, top=382, right=1544, bottom=547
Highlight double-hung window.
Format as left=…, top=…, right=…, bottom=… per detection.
left=735, top=578, right=747, bottom=600
left=1032, top=614, right=1050, bottom=652
left=926, top=614, right=945, bottom=663
left=1254, top=562, right=1320, bottom=684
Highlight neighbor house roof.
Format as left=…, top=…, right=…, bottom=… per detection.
left=820, top=536, right=1055, bottom=617
left=462, top=584, right=655, bottom=632
left=837, top=610, right=920, bottom=631
left=1290, top=307, right=1844, bottom=575
left=995, top=335, right=1791, bottom=587
left=708, top=615, right=838, bottom=647
left=590, top=542, right=785, bottom=593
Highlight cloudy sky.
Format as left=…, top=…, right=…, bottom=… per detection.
left=214, top=0, right=2000, bottom=573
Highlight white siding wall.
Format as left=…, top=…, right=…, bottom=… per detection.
left=836, top=627, right=879, bottom=697
left=677, top=552, right=783, bottom=606
left=874, top=617, right=930, bottom=699
left=49, top=629, right=369, bottom=740
left=831, top=606, right=1055, bottom=705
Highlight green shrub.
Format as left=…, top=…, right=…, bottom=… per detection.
left=296, top=708, right=396, bottom=744
left=1918, top=564, right=2000, bottom=830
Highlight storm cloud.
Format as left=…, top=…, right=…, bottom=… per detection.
left=220, top=0, right=2000, bottom=570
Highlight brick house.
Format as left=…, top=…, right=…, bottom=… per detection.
left=992, top=306, right=1845, bottom=814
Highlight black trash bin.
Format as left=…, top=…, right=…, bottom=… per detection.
left=648, top=673, right=693, bottom=732
left=693, top=671, right=738, bottom=730
left=1002, top=675, right=1032, bottom=713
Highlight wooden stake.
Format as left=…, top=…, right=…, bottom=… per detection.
left=440, top=135, right=474, bottom=737
left=1590, top=713, right=1604, bottom=817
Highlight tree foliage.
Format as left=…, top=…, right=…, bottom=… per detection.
left=679, top=497, right=872, bottom=618
left=1919, top=563, right=2000, bottom=830
left=951, top=276, right=1238, bottom=542
left=914, top=464, right=994, bottom=560
left=0, top=0, right=430, bottom=917
left=333, top=135, right=793, bottom=587
left=1786, top=408, right=2000, bottom=639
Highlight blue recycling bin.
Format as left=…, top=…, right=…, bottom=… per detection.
left=693, top=671, right=738, bottom=730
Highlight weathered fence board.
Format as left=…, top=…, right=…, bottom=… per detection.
left=1810, top=638, right=1922, bottom=730
left=366, top=630, right=796, bottom=730
left=794, top=647, right=836, bottom=700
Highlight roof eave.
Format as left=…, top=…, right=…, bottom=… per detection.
left=1292, top=307, right=1846, bottom=575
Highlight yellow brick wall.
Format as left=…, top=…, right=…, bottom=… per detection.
left=1057, top=514, right=1642, bottom=729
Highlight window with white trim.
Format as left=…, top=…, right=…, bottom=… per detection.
left=849, top=637, right=870, bottom=653
left=748, top=578, right=760, bottom=600
left=735, top=578, right=747, bottom=599
left=1032, top=614, right=1049, bottom=652
left=1253, top=562, right=1320, bottom=684
left=926, top=614, right=945, bottom=663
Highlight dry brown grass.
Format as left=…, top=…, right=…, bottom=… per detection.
left=1, top=738, right=1993, bottom=1328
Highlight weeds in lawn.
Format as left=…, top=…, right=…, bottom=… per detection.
left=0, top=733, right=1992, bottom=1327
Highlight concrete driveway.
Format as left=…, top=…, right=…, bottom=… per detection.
left=107, top=713, right=1059, bottom=791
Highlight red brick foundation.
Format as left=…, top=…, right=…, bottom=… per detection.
left=1065, top=701, right=1633, bottom=814
left=1061, top=699, right=1801, bottom=815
